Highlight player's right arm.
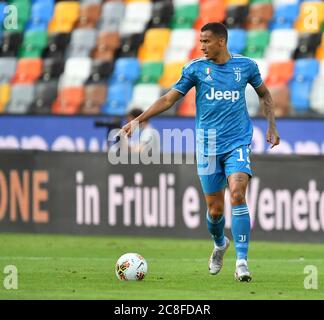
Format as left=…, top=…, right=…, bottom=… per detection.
left=120, top=89, right=183, bottom=137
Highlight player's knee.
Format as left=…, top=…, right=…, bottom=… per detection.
left=208, top=204, right=224, bottom=218
left=230, top=190, right=245, bottom=205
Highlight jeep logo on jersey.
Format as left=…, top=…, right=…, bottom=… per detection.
left=233, top=67, right=241, bottom=82
left=205, top=88, right=240, bottom=102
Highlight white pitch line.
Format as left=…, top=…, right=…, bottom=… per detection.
left=0, top=256, right=323, bottom=262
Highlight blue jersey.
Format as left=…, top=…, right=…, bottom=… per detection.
left=173, top=53, right=263, bottom=155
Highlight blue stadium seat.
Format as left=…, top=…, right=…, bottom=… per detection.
left=293, top=58, right=319, bottom=81
left=290, top=79, right=313, bottom=113
left=0, top=2, right=6, bottom=27
left=25, top=0, right=54, bottom=31
left=228, top=29, right=246, bottom=54
left=101, top=81, right=133, bottom=116
left=269, top=4, right=299, bottom=30
left=111, top=58, right=141, bottom=82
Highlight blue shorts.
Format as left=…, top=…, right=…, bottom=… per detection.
left=197, top=145, right=253, bottom=195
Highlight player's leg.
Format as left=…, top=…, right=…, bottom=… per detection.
left=204, top=190, right=230, bottom=275
left=225, top=146, right=252, bottom=281
left=197, top=154, right=229, bottom=275
left=205, top=189, right=226, bottom=247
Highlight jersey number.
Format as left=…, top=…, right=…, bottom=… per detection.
left=236, top=148, right=250, bottom=163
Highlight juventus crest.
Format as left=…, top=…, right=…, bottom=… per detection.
left=233, top=67, right=241, bottom=82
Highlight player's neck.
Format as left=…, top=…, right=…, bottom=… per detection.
left=209, top=50, right=231, bottom=65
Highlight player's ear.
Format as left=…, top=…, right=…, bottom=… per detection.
left=219, top=37, right=226, bottom=47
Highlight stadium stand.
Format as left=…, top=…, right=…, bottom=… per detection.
left=0, top=0, right=323, bottom=116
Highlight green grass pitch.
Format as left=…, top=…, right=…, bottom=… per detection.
left=0, top=233, right=323, bottom=300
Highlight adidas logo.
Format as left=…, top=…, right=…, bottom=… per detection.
left=205, top=75, right=213, bottom=81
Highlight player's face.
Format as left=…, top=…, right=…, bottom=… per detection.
left=200, top=30, right=226, bottom=59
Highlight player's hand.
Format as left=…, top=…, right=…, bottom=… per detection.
left=266, top=126, right=280, bottom=149
left=118, top=120, right=138, bottom=138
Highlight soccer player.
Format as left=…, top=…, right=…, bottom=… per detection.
left=120, top=22, right=280, bottom=282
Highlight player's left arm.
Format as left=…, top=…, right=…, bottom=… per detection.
left=255, top=83, right=280, bottom=149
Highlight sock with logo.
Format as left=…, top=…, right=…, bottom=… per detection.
left=231, top=204, right=250, bottom=260
left=206, top=212, right=225, bottom=248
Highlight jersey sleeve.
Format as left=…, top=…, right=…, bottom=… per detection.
left=173, top=64, right=195, bottom=95
left=248, top=60, right=263, bottom=89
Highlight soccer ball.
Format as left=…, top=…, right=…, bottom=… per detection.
left=115, top=253, right=148, bottom=281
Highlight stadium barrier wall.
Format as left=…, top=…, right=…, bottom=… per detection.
left=1, top=115, right=324, bottom=154
left=0, top=151, right=324, bottom=243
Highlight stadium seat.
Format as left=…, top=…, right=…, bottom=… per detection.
left=228, top=29, right=246, bottom=54
left=92, top=31, right=120, bottom=61
left=4, top=0, right=31, bottom=32
left=85, top=60, right=114, bottom=84
left=98, top=1, right=125, bottom=32
left=6, top=83, right=35, bottom=114
left=30, top=80, right=58, bottom=114
left=41, top=57, right=65, bottom=81
left=48, top=1, right=80, bottom=33
left=290, top=79, right=313, bottom=113
left=194, top=0, right=226, bottom=31
left=137, top=28, right=171, bottom=62
left=42, top=32, right=71, bottom=59
left=76, top=3, right=101, bottom=29
left=0, top=57, right=17, bottom=83
left=0, top=32, right=23, bottom=57
left=159, top=61, right=186, bottom=88
left=269, top=3, right=299, bottom=30
left=129, top=83, right=162, bottom=111
left=11, top=58, right=43, bottom=84
left=265, top=60, right=294, bottom=86
left=293, top=33, right=322, bottom=59
left=80, top=83, right=107, bottom=114
left=265, top=29, right=298, bottom=62
left=0, top=83, right=11, bottom=112
left=295, top=1, right=324, bottom=33
left=170, top=4, right=199, bottom=29
left=101, top=81, right=133, bottom=116
left=119, top=2, right=152, bottom=35
left=243, top=30, right=270, bottom=58
left=177, top=87, right=196, bottom=117
left=149, top=0, right=174, bottom=28
left=245, top=3, right=273, bottom=30
left=293, top=58, right=319, bottom=82
left=112, top=57, right=140, bottom=83
left=26, top=0, right=54, bottom=31
left=52, top=87, right=85, bottom=115
left=66, top=28, right=97, bottom=58
left=164, top=29, right=196, bottom=63
left=225, top=5, right=249, bottom=29
left=310, top=76, right=324, bottom=114
left=117, top=33, right=144, bottom=58
left=18, top=30, right=48, bottom=58
left=139, top=62, right=164, bottom=84
left=59, top=57, right=92, bottom=88
left=0, top=2, right=6, bottom=29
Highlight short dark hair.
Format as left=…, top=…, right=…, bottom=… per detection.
left=127, top=108, right=143, bottom=118
left=201, top=22, right=228, bottom=43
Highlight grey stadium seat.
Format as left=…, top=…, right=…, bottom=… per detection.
left=0, top=57, right=17, bottom=83
left=66, top=28, right=97, bottom=58
left=6, top=84, right=35, bottom=114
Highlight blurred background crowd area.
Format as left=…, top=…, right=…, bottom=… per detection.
left=0, top=0, right=323, bottom=118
